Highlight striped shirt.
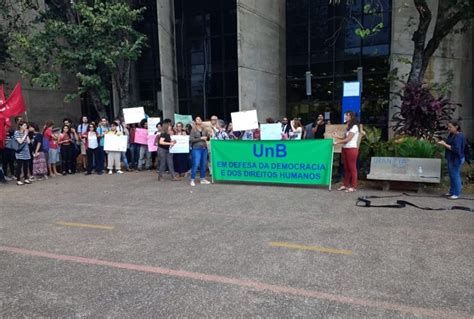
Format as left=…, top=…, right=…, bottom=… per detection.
left=14, top=130, right=31, bottom=160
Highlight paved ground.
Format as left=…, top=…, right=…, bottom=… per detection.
left=1, top=172, right=473, bottom=318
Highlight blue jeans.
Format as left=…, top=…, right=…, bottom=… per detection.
left=191, top=147, right=208, bottom=180
left=129, top=143, right=140, bottom=169
left=96, top=146, right=105, bottom=172
left=121, top=152, right=129, bottom=170
left=447, top=158, right=464, bottom=196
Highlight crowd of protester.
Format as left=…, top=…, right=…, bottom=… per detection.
left=0, top=113, right=331, bottom=187
left=0, top=111, right=467, bottom=198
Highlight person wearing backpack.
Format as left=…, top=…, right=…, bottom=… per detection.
left=437, top=120, right=465, bottom=199
left=14, top=120, right=31, bottom=185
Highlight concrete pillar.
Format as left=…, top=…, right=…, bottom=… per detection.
left=237, top=0, right=286, bottom=123
left=156, top=0, right=179, bottom=120
left=390, top=0, right=473, bottom=139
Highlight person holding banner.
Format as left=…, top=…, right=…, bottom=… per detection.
left=289, top=118, right=303, bottom=140
left=138, top=119, right=151, bottom=171
left=333, top=111, right=360, bottom=193
left=158, top=123, right=179, bottom=181
left=173, top=122, right=190, bottom=177
left=189, top=116, right=211, bottom=187
left=106, top=122, right=124, bottom=175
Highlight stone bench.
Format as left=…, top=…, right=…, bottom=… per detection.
left=367, top=157, right=441, bottom=191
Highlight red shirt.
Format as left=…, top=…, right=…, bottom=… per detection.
left=44, top=127, right=58, bottom=149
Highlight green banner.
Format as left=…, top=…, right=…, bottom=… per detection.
left=211, top=139, right=333, bottom=186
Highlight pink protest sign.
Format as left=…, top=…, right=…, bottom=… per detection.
left=134, top=128, right=148, bottom=145
left=148, top=135, right=158, bottom=152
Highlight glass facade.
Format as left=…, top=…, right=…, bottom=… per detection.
left=134, top=0, right=161, bottom=112
left=175, top=0, right=238, bottom=121
left=286, top=0, right=391, bottom=132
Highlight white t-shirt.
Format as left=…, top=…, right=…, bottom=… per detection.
left=343, top=125, right=359, bottom=148
left=88, top=132, right=99, bottom=149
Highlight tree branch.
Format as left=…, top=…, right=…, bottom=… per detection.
left=423, top=10, right=464, bottom=60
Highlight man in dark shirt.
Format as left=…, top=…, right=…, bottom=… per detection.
left=312, top=114, right=326, bottom=139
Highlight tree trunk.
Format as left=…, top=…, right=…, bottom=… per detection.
left=88, top=90, right=107, bottom=119
left=407, top=0, right=432, bottom=84
left=114, top=58, right=131, bottom=113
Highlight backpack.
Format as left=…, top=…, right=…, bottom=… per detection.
left=10, top=136, right=26, bottom=153
left=42, top=131, right=50, bottom=152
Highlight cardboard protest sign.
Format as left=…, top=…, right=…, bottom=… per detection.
left=324, top=124, right=362, bottom=153
left=104, top=135, right=128, bottom=152
left=148, top=117, right=161, bottom=135
left=231, top=110, right=258, bottom=131
left=174, top=114, right=193, bottom=126
left=170, top=135, right=189, bottom=154
left=123, top=107, right=145, bottom=124
left=260, top=123, right=282, bottom=140
left=148, top=134, right=158, bottom=152
left=134, top=128, right=148, bottom=145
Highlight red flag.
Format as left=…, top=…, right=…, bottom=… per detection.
left=0, top=82, right=26, bottom=118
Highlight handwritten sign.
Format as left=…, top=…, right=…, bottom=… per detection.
left=134, top=128, right=148, bottom=145
left=170, top=135, right=189, bottom=154
left=104, top=135, right=128, bottom=152
left=174, top=114, right=193, bottom=126
left=260, top=123, right=282, bottom=140
left=231, top=110, right=258, bottom=131
left=123, top=107, right=145, bottom=124
left=148, top=134, right=158, bottom=152
left=148, top=117, right=161, bottom=135
left=324, top=124, right=362, bottom=153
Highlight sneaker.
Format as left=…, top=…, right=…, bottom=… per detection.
left=116, top=170, right=124, bottom=174
left=443, top=192, right=452, bottom=196
left=190, top=180, right=196, bottom=187
left=200, top=179, right=211, bottom=185
left=108, top=170, right=113, bottom=175
left=4, top=176, right=12, bottom=181
left=16, top=181, right=24, bottom=186
left=448, top=195, right=459, bottom=200
left=171, top=176, right=181, bottom=181
left=24, top=179, right=31, bottom=184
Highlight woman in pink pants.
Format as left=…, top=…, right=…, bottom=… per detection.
left=333, top=111, right=360, bottom=192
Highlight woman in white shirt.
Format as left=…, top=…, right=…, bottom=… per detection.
left=290, top=118, right=303, bottom=140
left=333, top=111, right=359, bottom=192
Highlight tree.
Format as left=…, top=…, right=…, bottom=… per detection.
left=0, top=0, right=39, bottom=83
left=408, top=0, right=473, bottom=85
left=7, top=0, right=147, bottom=117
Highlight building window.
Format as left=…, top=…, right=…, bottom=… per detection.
left=287, top=0, right=391, bottom=133
left=175, top=0, right=238, bottom=122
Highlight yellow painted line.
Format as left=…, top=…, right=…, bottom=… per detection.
left=269, top=242, right=352, bottom=255
left=55, top=221, right=114, bottom=230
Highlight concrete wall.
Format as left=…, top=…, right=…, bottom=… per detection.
left=1, top=71, right=82, bottom=127
left=156, top=0, right=178, bottom=120
left=237, top=0, right=286, bottom=122
left=390, top=0, right=473, bottom=139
